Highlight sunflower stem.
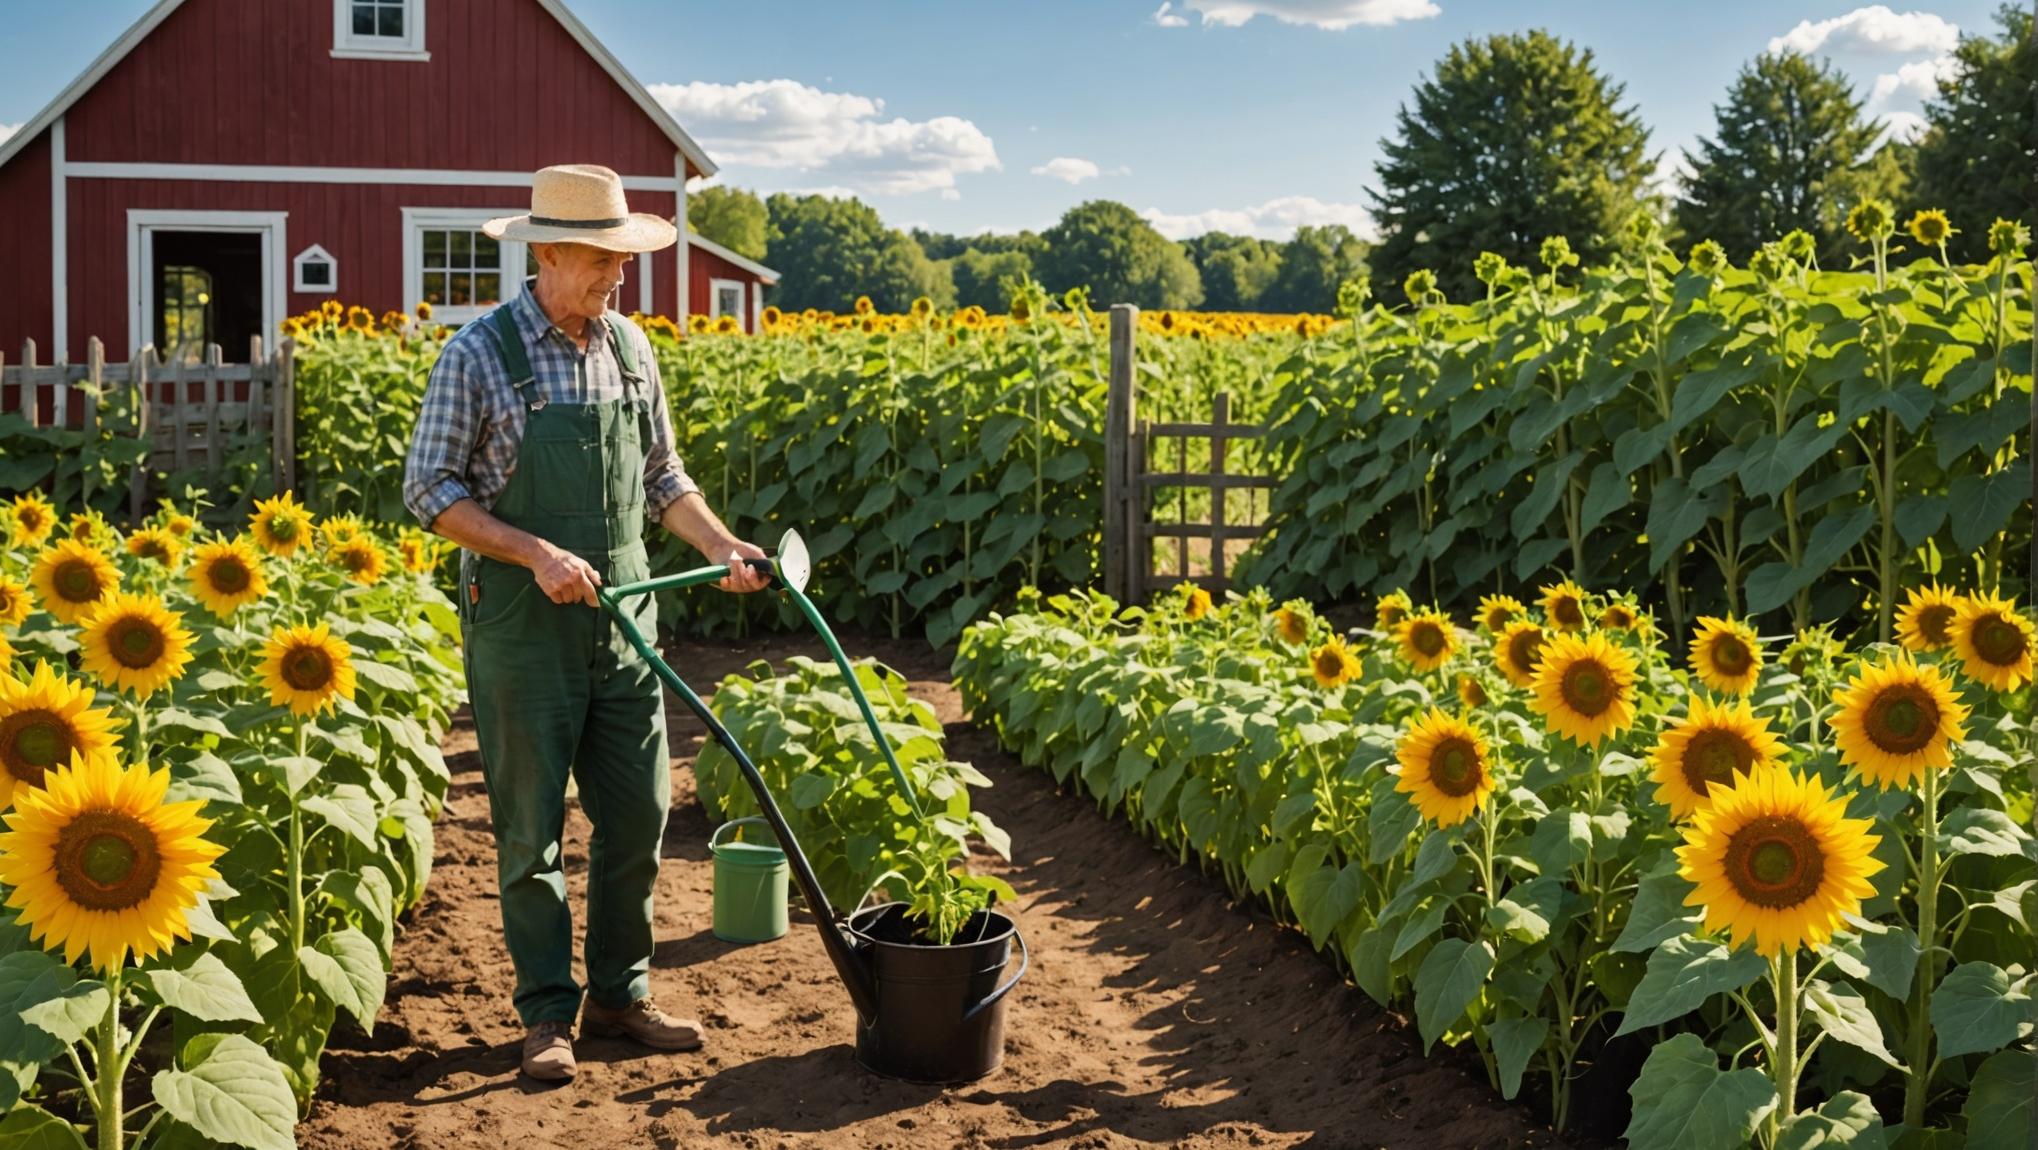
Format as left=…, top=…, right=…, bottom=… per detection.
left=95, top=966, right=122, bottom=1150
left=289, top=721, right=308, bottom=954
left=1903, top=763, right=1942, bottom=1128
left=1768, top=948, right=1800, bottom=1146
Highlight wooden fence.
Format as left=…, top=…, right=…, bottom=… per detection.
left=0, top=337, right=297, bottom=524
left=1103, top=304, right=1274, bottom=603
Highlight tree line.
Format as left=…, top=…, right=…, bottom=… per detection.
left=690, top=6, right=2031, bottom=313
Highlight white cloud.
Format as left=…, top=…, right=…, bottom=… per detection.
left=1184, top=0, right=1440, bottom=30
left=1873, top=110, right=1929, bottom=146
left=1152, top=1, right=1190, bottom=27
left=1868, top=54, right=1960, bottom=105
left=1768, top=6, right=1959, bottom=55
left=1142, top=195, right=1376, bottom=241
left=647, top=79, right=1000, bottom=198
left=1030, top=157, right=1103, bottom=184
left=1650, top=149, right=1694, bottom=198
left=0, top=123, right=20, bottom=146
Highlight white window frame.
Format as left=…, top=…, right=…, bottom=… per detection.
left=332, top=0, right=428, bottom=61
left=126, top=210, right=287, bottom=361
left=708, top=277, right=746, bottom=324
left=292, top=243, right=338, bottom=294
left=401, top=207, right=526, bottom=326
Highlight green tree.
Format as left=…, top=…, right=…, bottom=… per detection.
left=763, top=194, right=950, bottom=312
left=687, top=185, right=768, bottom=262
left=1262, top=225, right=1369, bottom=312
left=1369, top=29, right=1652, bottom=300
left=1037, top=200, right=1203, bottom=309
left=1909, top=5, right=2036, bottom=263
left=947, top=248, right=1035, bottom=310
left=1184, top=233, right=1282, bottom=310
left=1671, top=52, right=1882, bottom=264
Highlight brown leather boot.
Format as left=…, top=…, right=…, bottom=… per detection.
left=521, top=1020, right=577, bottom=1081
left=581, top=998, right=705, bottom=1051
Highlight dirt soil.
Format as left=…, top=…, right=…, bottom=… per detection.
left=297, top=630, right=1591, bottom=1150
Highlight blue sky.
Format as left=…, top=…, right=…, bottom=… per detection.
left=0, top=1, right=2006, bottom=240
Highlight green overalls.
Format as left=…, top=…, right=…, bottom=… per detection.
left=458, top=305, right=670, bottom=1028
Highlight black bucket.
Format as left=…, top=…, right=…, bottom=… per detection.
left=846, top=902, right=1029, bottom=1083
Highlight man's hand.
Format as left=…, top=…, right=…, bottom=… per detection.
left=716, top=538, right=772, bottom=594
left=531, top=541, right=603, bottom=607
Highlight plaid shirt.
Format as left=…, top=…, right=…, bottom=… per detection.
left=402, top=280, right=700, bottom=531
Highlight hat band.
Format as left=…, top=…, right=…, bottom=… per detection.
left=529, top=215, right=626, bottom=229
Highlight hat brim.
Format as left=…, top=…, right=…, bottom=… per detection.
left=481, top=212, right=677, bottom=254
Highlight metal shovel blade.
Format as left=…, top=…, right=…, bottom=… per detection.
left=775, top=528, right=811, bottom=594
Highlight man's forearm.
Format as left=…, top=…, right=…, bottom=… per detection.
left=658, top=491, right=739, bottom=557
left=430, top=499, right=549, bottom=568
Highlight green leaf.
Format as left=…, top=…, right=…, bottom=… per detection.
left=151, top=708, right=231, bottom=739
left=350, top=658, right=418, bottom=695
left=1529, top=808, right=1591, bottom=875
left=1647, top=476, right=1725, bottom=573
left=1826, top=925, right=1919, bottom=999
left=300, top=784, right=380, bottom=849
left=145, top=952, right=263, bottom=1024
left=298, top=928, right=386, bottom=1031
left=1614, top=868, right=1701, bottom=953
left=1623, top=1032, right=1777, bottom=1150
left=151, top=1034, right=298, bottom=1150
left=19, top=979, right=110, bottom=1046
left=1580, top=462, right=1630, bottom=536
left=165, top=753, right=242, bottom=808
left=1739, top=416, right=1846, bottom=501
left=272, top=755, right=322, bottom=797
left=1413, top=937, right=1493, bottom=1053
left=1803, top=979, right=1897, bottom=1067
left=1616, top=935, right=1766, bottom=1036
left=1893, top=495, right=1947, bottom=549
left=1930, top=962, right=2034, bottom=1059
left=0, top=1104, right=87, bottom=1150
left=1950, top=461, right=2031, bottom=553
left=1939, top=807, right=2036, bottom=861
left=1487, top=1016, right=1548, bottom=1101
left=1776, top=1090, right=1887, bottom=1150
left=1963, top=1048, right=2035, bottom=1150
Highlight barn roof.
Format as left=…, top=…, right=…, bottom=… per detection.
left=0, top=0, right=718, bottom=179
left=688, top=231, right=780, bottom=284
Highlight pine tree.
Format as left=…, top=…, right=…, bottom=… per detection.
left=1910, top=5, right=2036, bottom=264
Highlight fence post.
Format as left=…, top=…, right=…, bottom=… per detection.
left=129, top=351, right=150, bottom=525
left=1210, top=392, right=1230, bottom=589
left=1104, top=304, right=1138, bottom=601
left=83, top=338, right=103, bottom=512
left=203, top=344, right=223, bottom=480
left=276, top=338, right=297, bottom=497
left=19, top=340, right=37, bottom=428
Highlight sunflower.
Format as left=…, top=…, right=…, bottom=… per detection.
left=1457, top=675, right=1489, bottom=709
left=162, top=512, right=198, bottom=539
left=1309, top=635, right=1362, bottom=690
left=8, top=493, right=56, bottom=549
left=396, top=534, right=440, bottom=575
left=1650, top=695, right=1787, bottom=819
left=1906, top=208, right=1954, bottom=248
left=1676, top=767, right=1884, bottom=956
left=0, top=755, right=226, bottom=972
left=1477, top=595, right=1526, bottom=633
left=1949, top=594, right=2033, bottom=692
left=1494, top=620, right=1548, bottom=687
left=257, top=623, right=357, bottom=717
left=1529, top=631, right=1639, bottom=746
left=1895, top=583, right=1962, bottom=652
left=1538, top=580, right=1588, bottom=632
left=1782, top=625, right=1846, bottom=678
left=65, top=510, right=112, bottom=548
left=1828, top=654, right=1968, bottom=790
left=330, top=537, right=387, bottom=586
left=78, top=594, right=194, bottom=701
left=0, top=578, right=32, bottom=628
left=1374, top=590, right=1412, bottom=631
left=28, top=540, right=120, bottom=625
left=1599, top=600, right=1642, bottom=632
left=1394, top=708, right=1495, bottom=828
left=1273, top=605, right=1310, bottom=647
left=249, top=492, right=312, bottom=557
left=186, top=537, right=268, bottom=617
left=318, top=515, right=365, bottom=550
left=1396, top=611, right=1458, bottom=672
left=125, top=526, right=184, bottom=570
left=1689, top=616, right=1764, bottom=695
left=0, top=661, right=124, bottom=811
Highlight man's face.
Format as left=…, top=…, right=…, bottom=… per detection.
left=534, top=242, right=626, bottom=320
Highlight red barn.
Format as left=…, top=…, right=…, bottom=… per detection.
left=0, top=0, right=779, bottom=364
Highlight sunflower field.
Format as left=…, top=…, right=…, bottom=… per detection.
left=0, top=489, right=461, bottom=1149
left=954, top=579, right=2034, bottom=1147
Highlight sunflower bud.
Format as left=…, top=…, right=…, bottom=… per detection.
left=1905, top=209, right=1954, bottom=248
left=1845, top=198, right=1895, bottom=242
left=1687, top=240, right=1727, bottom=277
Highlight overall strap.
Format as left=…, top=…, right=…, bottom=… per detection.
left=481, top=306, right=544, bottom=411
left=605, top=316, right=654, bottom=440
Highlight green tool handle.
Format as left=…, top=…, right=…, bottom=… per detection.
left=600, top=560, right=925, bottom=822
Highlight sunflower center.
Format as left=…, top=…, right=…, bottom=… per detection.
left=1484, top=609, right=1508, bottom=631
left=19, top=509, right=46, bottom=532
left=0, top=589, right=13, bottom=615
left=1917, top=604, right=1955, bottom=646
left=107, top=617, right=166, bottom=669
left=1508, top=631, right=1545, bottom=675
left=1865, top=686, right=1939, bottom=754
left=340, top=548, right=370, bottom=574
left=1606, top=607, right=1633, bottom=628
left=269, top=516, right=301, bottom=542
left=1553, top=598, right=1583, bottom=628
left=207, top=558, right=251, bottom=594
left=54, top=559, right=102, bottom=603
left=137, top=539, right=169, bottom=562
left=1430, top=738, right=1482, bottom=796
left=1681, top=728, right=1756, bottom=794
left=1724, top=816, right=1826, bottom=909
left=1974, top=615, right=2026, bottom=666
left=0, top=710, right=70, bottom=784
left=54, top=810, right=162, bottom=911
left=1710, top=635, right=1751, bottom=675
left=282, top=646, right=334, bottom=692
left=1411, top=623, right=1445, bottom=657
left=1560, top=660, right=1613, bottom=716
left=1380, top=607, right=1405, bottom=627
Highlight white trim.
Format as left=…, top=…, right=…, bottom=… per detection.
left=400, top=206, right=527, bottom=326
left=707, top=278, right=745, bottom=323
left=64, top=161, right=673, bottom=191
left=126, top=210, right=287, bottom=361
left=534, top=0, right=715, bottom=179
left=0, top=0, right=182, bottom=175
left=674, top=154, right=689, bottom=324
left=687, top=231, right=780, bottom=284
left=751, top=281, right=762, bottom=333
left=50, top=117, right=66, bottom=366
left=637, top=251, right=653, bottom=314
left=292, top=243, right=339, bottom=293
left=331, top=0, right=428, bottom=60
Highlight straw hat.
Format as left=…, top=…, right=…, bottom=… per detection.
left=482, top=164, right=677, bottom=253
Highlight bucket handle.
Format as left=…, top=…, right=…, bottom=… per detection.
left=711, top=816, right=776, bottom=852
left=852, top=869, right=907, bottom=915
left=962, top=924, right=1029, bottom=1023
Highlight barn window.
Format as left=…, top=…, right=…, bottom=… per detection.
left=709, top=278, right=745, bottom=325
left=401, top=208, right=526, bottom=325
left=292, top=244, right=338, bottom=294
left=332, top=0, right=427, bottom=60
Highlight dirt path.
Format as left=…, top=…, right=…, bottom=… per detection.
left=297, top=631, right=1584, bottom=1150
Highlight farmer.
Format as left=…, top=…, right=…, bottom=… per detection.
left=402, top=163, right=771, bottom=1082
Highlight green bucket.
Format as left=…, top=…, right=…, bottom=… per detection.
left=711, top=816, right=788, bottom=944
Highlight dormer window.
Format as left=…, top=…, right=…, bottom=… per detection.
left=293, top=244, right=339, bottom=294
left=332, top=0, right=428, bottom=61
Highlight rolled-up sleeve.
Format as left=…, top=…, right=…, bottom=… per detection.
left=403, top=341, right=481, bottom=531
left=635, top=325, right=701, bottom=520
